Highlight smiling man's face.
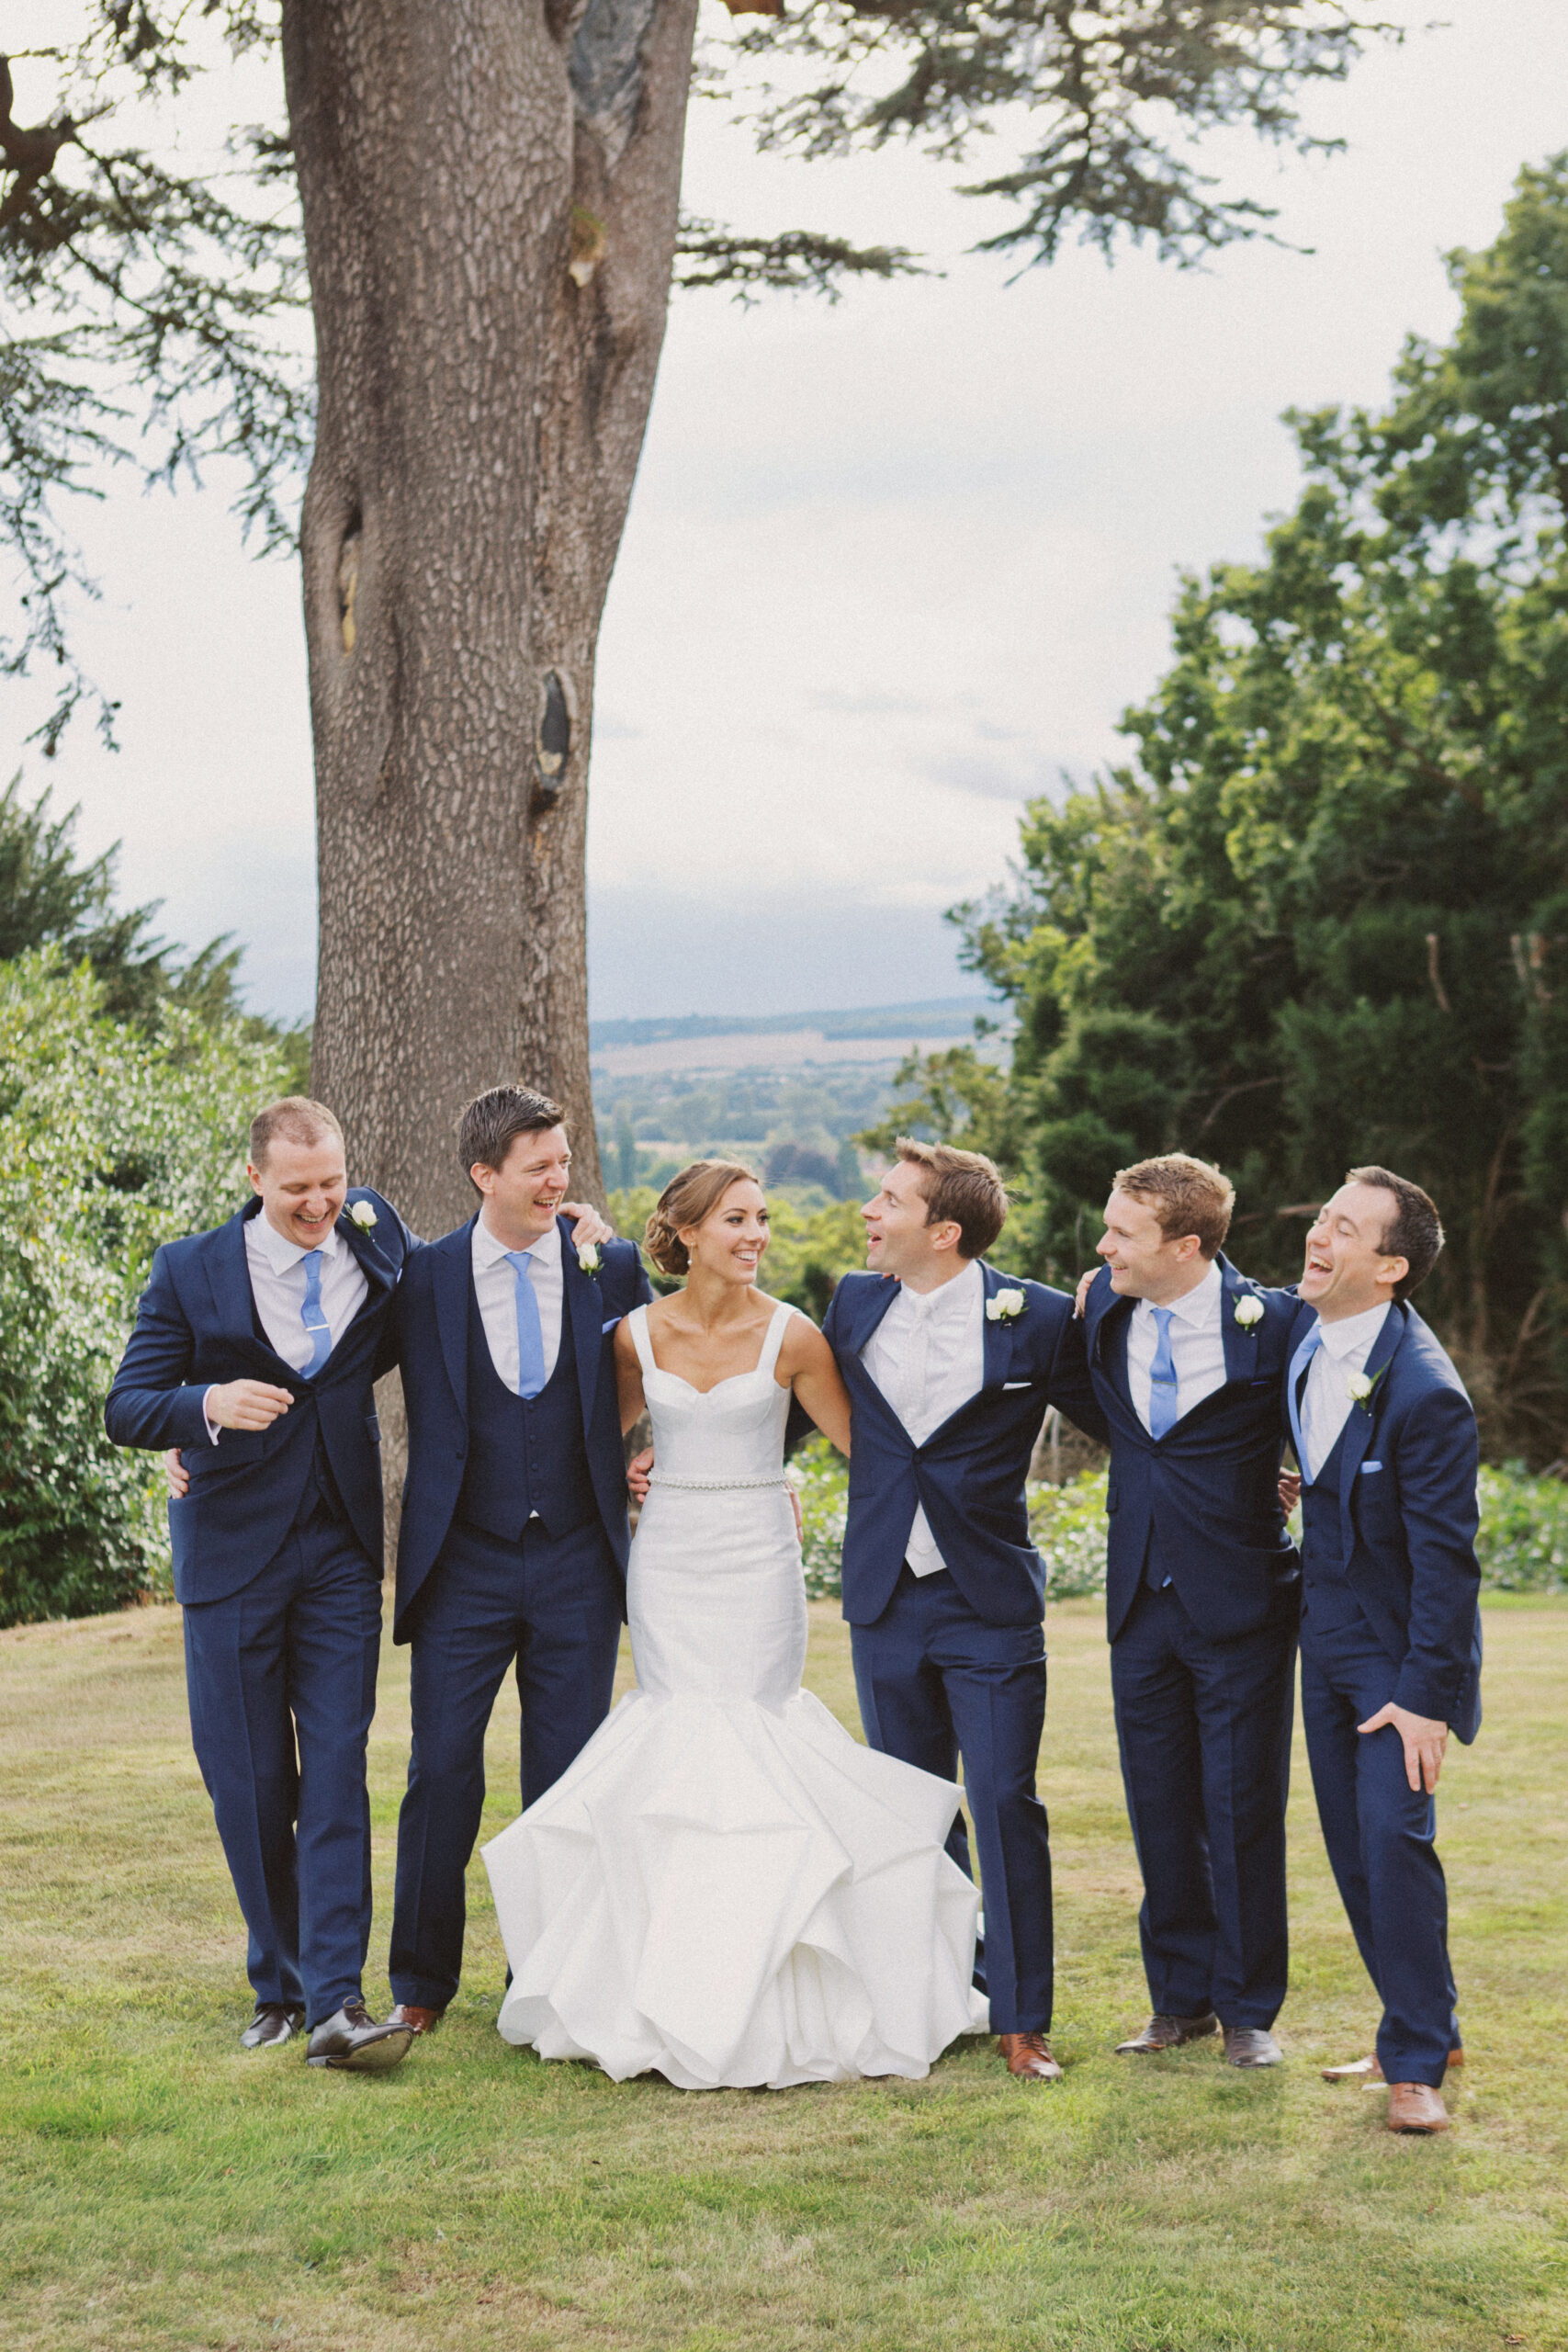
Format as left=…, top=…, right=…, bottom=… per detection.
left=472, top=1124, right=572, bottom=1246
left=249, top=1131, right=349, bottom=1250
left=1299, top=1180, right=1407, bottom=1322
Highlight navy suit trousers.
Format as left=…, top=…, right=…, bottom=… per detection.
left=1300, top=1618, right=1460, bottom=2087
left=389, top=1514, right=624, bottom=2011
left=851, top=1566, right=1053, bottom=2035
left=1111, top=1582, right=1294, bottom=2030
left=181, top=1476, right=381, bottom=2026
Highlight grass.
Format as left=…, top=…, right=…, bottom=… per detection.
left=2, top=1595, right=1565, bottom=2352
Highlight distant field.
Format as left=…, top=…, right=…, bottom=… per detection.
left=3, top=1595, right=1565, bottom=2352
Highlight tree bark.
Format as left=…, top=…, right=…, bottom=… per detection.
left=282, top=0, right=697, bottom=1239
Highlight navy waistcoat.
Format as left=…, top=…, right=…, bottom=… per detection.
left=458, top=1274, right=593, bottom=1542
left=1300, top=1419, right=1371, bottom=1637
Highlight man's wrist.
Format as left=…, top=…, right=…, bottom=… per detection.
left=203, top=1386, right=221, bottom=1444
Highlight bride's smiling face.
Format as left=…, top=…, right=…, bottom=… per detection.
left=683, top=1180, right=770, bottom=1285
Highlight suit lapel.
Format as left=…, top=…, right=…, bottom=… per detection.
left=337, top=1200, right=396, bottom=1297
left=204, top=1200, right=296, bottom=1375
left=849, top=1273, right=901, bottom=1356
left=979, top=1261, right=1010, bottom=1393
left=1337, top=1303, right=1407, bottom=1552
left=434, top=1220, right=474, bottom=1419
left=1216, top=1256, right=1249, bottom=1386
left=558, top=1216, right=601, bottom=1428
left=1086, top=1274, right=1135, bottom=1414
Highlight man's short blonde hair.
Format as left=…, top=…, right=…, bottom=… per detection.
left=896, top=1138, right=1010, bottom=1261
left=1113, top=1153, right=1234, bottom=1260
left=249, top=1096, right=344, bottom=1170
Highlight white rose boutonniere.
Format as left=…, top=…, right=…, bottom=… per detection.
left=986, top=1287, right=1027, bottom=1323
left=1347, top=1364, right=1388, bottom=1411
left=577, top=1241, right=603, bottom=1276
left=347, top=1200, right=377, bottom=1231
left=1233, top=1294, right=1264, bottom=1329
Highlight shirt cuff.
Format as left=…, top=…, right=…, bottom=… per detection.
left=202, top=1388, right=222, bottom=1445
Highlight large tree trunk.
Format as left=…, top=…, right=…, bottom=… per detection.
left=283, top=0, right=697, bottom=1240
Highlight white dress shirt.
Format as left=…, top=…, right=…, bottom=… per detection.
left=471, top=1212, right=564, bottom=1392
left=862, top=1258, right=986, bottom=1577
left=1125, top=1257, right=1226, bottom=1435
left=205, top=1211, right=368, bottom=1441
left=1299, top=1301, right=1390, bottom=1485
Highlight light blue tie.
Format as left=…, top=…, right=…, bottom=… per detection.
left=1287, top=1322, right=1325, bottom=1476
left=1147, top=1306, right=1179, bottom=1439
left=299, top=1249, right=332, bottom=1377
left=505, top=1249, right=547, bottom=1399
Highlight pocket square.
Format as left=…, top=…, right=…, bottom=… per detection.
left=601, top=1316, right=623, bottom=1333
left=1002, top=1380, right=1033, bottom=1391
left=1359, top=1461, right=1383, bottom=1475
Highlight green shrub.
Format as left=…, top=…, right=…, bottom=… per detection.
left=1477, top=1463, right=1568, bottom=1591
left=0, top=953, right=291, bottom=1627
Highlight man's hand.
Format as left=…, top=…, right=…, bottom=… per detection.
left=1074, top=1268, right=1097, bottom=1318
left=205, top=1379, right=294, bottom=1430
left=1358, top=1701, right=1450, bottom=1793
left=563, top=1201, right=615, bottom=1250
left=1278, top=1470, right=1302, bottom=1514
left=626, top=1446, right=653, bottom=1503
left=165, top=1448, right=190, bottom=1500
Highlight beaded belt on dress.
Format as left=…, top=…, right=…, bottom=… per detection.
left=646, top=1473, right=790, bottom=1491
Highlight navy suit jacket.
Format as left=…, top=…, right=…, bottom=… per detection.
left=392, top=1215, right=651, bottom=1640
left=1084, top=1255, right=1301, bottom=1645
left=823, top=1262, right=1109, bottom=1631
left=105, top=1189, right=409, bottom=1604
left=1287, top=1298, right=1483, bottom=1742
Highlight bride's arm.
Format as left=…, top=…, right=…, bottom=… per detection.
left=613, top=1318, right=648, bottom=1435
left=778, top=1317, right=852, bottom=1456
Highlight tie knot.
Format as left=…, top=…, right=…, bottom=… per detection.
left=1152, top=1305, right=1173, bottom=1331
left=504, top=1249, right=535, bottom=1274
left=302, top=1248, right=321, bottom=1268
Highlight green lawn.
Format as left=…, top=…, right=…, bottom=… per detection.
left=2, top=1594, right=1564, bottom=2352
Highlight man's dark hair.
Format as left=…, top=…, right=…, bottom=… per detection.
left=1348, top=1165, right=1444, bottom=1299
left=457, top=1086, right=566, bottom=1193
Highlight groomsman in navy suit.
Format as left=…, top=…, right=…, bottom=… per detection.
left=1288, top=1168, right=1481, bottom=2136
left=1080, top=1154, right=1301, bottom=2068
left=385, top=1087, right=652, bottom=2034
left=823, top=1140, right=1108, bottom=2081
left=107, top=1098, right=417, bottom=2069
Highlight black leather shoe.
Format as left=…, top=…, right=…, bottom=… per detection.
left=306, top=2001, right=414, bottom=2072
left=1224, top=2026, right=1283, bottom=2068
left=241, top=2004, right=304, bottom=2051
left=1115, top=2012, right=1219, bottom=2054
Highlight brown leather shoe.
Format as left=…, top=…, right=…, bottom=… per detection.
left=387, top=2004, right=443, bottom=2036
left=1224, top=2027, right=1282, bottom=2068
left=1387, top=2082, right=1450, bottom=2133
left=1323, top=2049, right=1464, bottom=2084
left=1115, top=2012, right=1218, bottom=2054
left=998, top=2032, right=1063, bottom=2081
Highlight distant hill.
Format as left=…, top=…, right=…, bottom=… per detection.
left=589, top=997, right=996, bottom=1052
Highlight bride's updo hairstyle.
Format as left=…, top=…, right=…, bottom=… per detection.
left=645, top=1159, right=761, bottom=1278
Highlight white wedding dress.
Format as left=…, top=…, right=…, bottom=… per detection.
left=482, top=1299, right=987, bottom=2088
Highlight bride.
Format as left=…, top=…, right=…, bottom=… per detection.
left=482, top=1159, right=987, bottom=2088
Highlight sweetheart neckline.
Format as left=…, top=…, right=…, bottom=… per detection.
left=643, top=1364, right=791, bottom=1399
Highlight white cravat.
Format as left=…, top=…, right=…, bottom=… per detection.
left=1126, top=1258, right=1226, bottom=1434
left=471, top=1213, right=564, bottom=1390
left=204, top=1211, right=369, bottom=1442
left=1299, top=1301, right=1391, bottom=1485
left=862, top=1259, right=985, bottom=1577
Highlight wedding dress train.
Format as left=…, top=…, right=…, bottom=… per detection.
left=482, top=1299, right=987, bottom=2088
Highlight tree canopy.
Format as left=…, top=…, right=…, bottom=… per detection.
left=876, top=155, right=1568, bottom=1460
left=2, top=1, right=1391, bottom=749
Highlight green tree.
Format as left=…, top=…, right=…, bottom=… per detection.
left=1, top=3, right=1393, bottom=1236
left=0, top=774, right=310, bottom=1081
left=941, top=156, right=1568, bottom=1458
left=0, top=952, right=294, bottom=1625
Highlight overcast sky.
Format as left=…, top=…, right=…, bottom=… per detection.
left=10, top=0, right=1568, bottom=1023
